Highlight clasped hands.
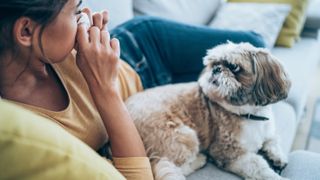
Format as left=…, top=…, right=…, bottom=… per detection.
left=76, top=8, right=121, bottom=96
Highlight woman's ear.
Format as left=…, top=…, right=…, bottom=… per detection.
left=13, top=17, right=37, bottom=47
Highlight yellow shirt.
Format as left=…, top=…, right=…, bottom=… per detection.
left=9, top=53, right=153, bottom=180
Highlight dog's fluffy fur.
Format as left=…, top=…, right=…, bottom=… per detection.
left=125, top=42, right=291, bottom=180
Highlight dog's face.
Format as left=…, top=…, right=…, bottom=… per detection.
left=198, top=42, right=291, bottom=106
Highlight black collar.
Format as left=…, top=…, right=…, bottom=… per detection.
left=198, top=86, right=269, bottom=122
left=240, top=114, right=269, bottom=121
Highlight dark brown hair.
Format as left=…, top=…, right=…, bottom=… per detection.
left=0, top=0, right=68, bottom=56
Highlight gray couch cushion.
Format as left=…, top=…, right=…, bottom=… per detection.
left=187, top=163, right=240, bottom=180
left=187, top=102, right=296, bottom=180
left=305, top=0, right=320, bottom=30
left=282, top=150, right=320, bottom=180
left=187, top=150, right=320, bottom=180
left=272, top=38, right=320, bottom=120
left=273, top=102, right=297, bottom=154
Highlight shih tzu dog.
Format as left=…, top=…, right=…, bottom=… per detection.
left=125, top=42, right=291, bottom=180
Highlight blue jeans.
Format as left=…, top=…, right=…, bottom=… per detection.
left=111, top=16, right=265, bottom=89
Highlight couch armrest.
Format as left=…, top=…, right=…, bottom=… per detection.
left=304, top=0, right=320, bottom=30
left=301, top=0, right=320, bottom=38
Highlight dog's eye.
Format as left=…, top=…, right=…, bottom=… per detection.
left=228, top=63, right=240, bottom=72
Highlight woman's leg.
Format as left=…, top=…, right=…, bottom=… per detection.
left=111, top=16, right=265, bottom=88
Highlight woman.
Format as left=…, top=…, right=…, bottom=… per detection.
left=0, top=0, right=264, bottom=179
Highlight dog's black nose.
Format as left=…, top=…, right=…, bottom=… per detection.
left=212, top=66, right=222, bottom=75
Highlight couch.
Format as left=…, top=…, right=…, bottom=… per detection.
left=83, top=0, right=320, bottom=179
left=2, top=99, right=320, bottom=180
left=1, top=0, right=319, bottom=179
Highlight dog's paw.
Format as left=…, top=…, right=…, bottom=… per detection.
left=181, top=154, right=207, bottom=176
left=270, top=154, right=288, bottom=173
left=193, top=154, right=207, bottom=169
left=272, top=161, right=288, bottom=173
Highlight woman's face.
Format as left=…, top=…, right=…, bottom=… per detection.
left=33, top=0, right=82, bottom=63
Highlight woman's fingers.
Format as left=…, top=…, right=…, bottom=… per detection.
left=89, top=26, right=101, bottom=43
left=78, top=13, right=91, bottom=31
left=77, top=23, right=89, bottom=48
left=78, top=9, right=116, bottom=55
left=102, top=11, right=109, bottom=30
left=75, top=10, right=120, bottom=94
left=82, top=8, right=93, bottom=25
left=92, top=11, right=109, bottom=31
left=81, top=8, right=108, bottom=30
left=92, top=13, right=103, bottom=29
left=101, top=30, right=110, bottom=46
left=110, top=38, right=120, bottom=57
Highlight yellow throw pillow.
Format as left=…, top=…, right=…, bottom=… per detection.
left=0, top=100, right=125, bottom=180
left=227, top=0, right=309, bottom=47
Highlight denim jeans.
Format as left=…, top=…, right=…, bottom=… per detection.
left=111, top=16, right=265, bottom=89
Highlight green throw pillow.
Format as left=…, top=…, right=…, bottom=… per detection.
left=228, top=0, right=309, bottom=47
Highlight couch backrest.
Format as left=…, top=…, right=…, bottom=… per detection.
left=83, top=0, right=223, bottom=29
left=133, top=0, right=222, bottom=25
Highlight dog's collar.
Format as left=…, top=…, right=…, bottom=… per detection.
left=240, top=114, right=269, bottom=121
left=197, top=86, right=269, bottom=121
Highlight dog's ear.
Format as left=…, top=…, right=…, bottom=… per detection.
left=251, top=51, right=291, bottom=106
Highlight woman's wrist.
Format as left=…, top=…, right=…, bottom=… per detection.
left=89, top=83, right=125, bottom=123
left=88, top=81, right=120, bottom=100
left=88, top=82, right=147, bottom=157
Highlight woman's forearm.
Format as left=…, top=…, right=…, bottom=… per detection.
left=75, top=10, right=146, bottom=158
left=91, top=87, right=146, bottom=157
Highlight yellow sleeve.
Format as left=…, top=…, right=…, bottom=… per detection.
left=113, top=157, right=154, bottom=180
left=117, top=60, right=144, bottom=101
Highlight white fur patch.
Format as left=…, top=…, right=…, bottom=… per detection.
left=154, top=158, right=185, bottom=180
left=181, top=154, right=207, bottom=176
left=227, top=153, right=287, bottom=180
